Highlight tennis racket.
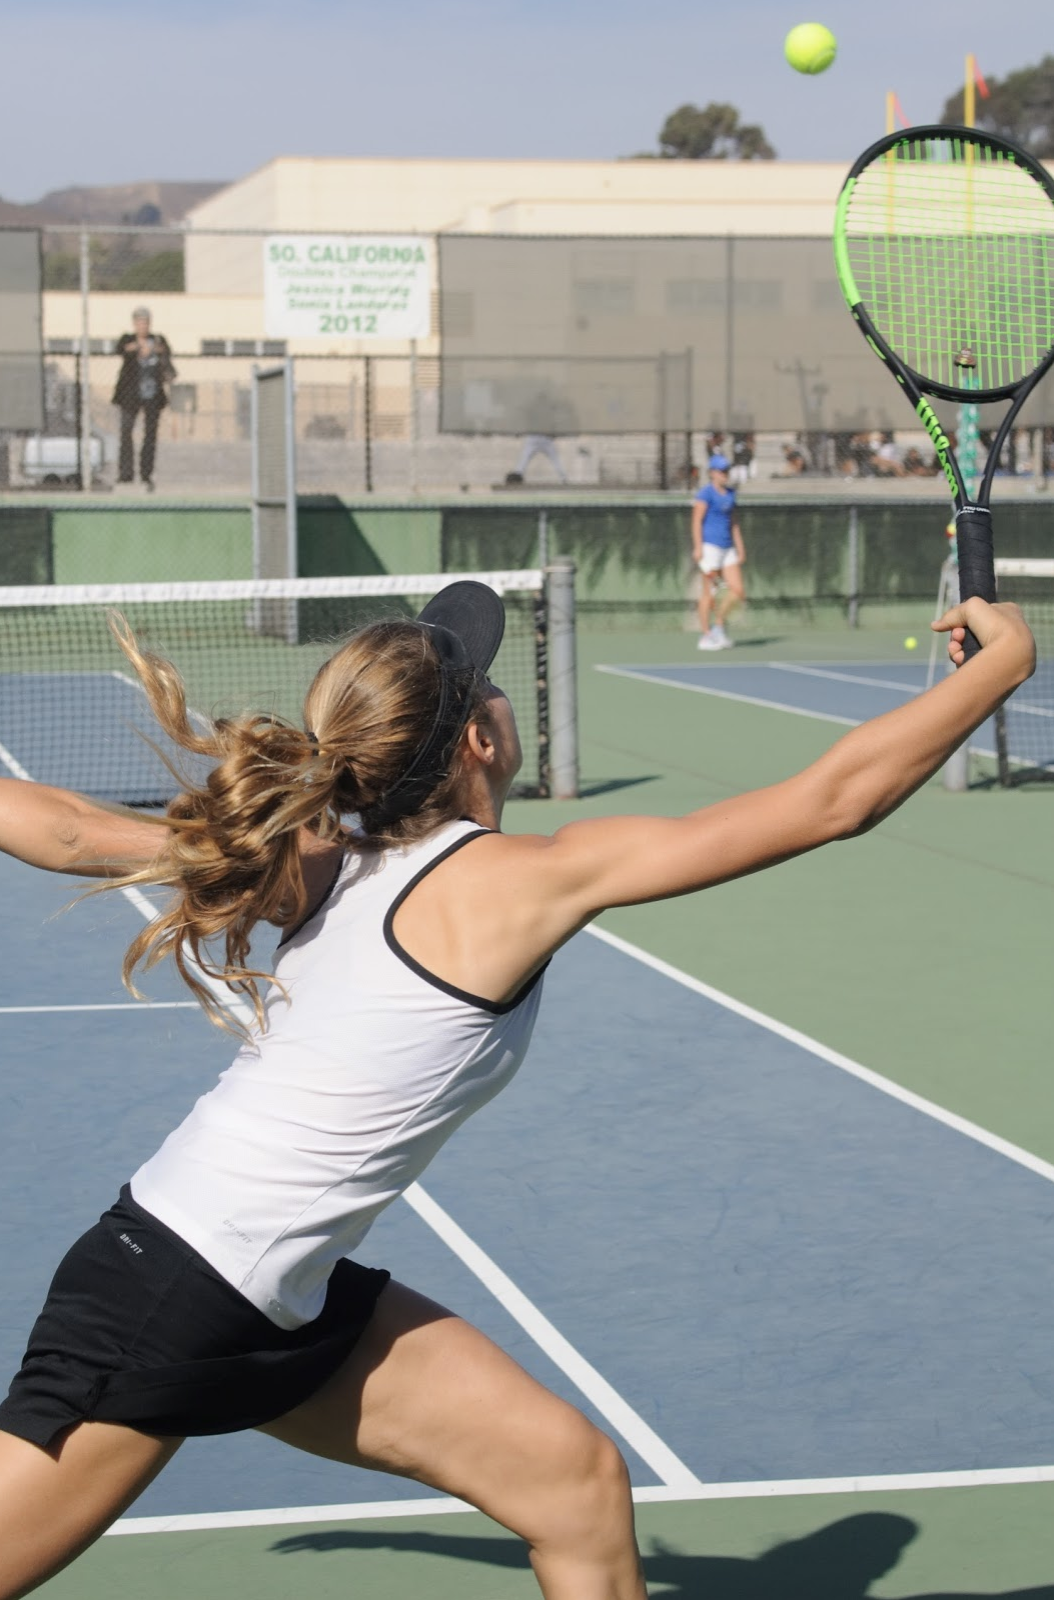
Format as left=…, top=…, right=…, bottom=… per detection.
left=833, top=125, right=1054, bottom=654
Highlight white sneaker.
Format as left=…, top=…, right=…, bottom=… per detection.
left=697, top=630, right=722, bottom=651
left=711, top=624, right=733, bottom=648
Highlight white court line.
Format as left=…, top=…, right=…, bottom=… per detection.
left=593, top=664, right=857, bottom=727
left=594, top=662, right=1014, bottom=765
left=403, top=1183, right=701, bottom=1491
left=0, top=740, right=32, bottom=780
left=769, top=663, right=921, bottom=695
left=0, top=1002, right=197, bottom=1014
left=108, top=1462, right=1054, bottom=1535
left=585, top=924, right=1054, bottom=1188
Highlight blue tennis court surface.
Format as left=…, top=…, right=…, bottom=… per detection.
left=0, top=673, right=207, bottom=800
left=4, top=844, right=1054, bottom=1526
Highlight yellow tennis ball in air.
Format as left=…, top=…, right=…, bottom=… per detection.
left=784, top=22, right=837, bottom=74
left=904, top=636, right=918, bottom=650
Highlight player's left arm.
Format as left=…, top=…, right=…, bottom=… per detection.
left=0, top=779, right=164, bottom=876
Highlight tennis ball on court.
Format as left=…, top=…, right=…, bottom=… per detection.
left=904, top=636, right=918, bottom=650
left=784, top=22, right=837, bottom=74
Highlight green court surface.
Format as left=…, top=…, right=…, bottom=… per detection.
left=36, top=617, right=1054, bottom=1598
left=39, top=1485, right=1054, bottom=1598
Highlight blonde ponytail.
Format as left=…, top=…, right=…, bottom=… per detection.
left=105, top=611, right=489, bottom=1035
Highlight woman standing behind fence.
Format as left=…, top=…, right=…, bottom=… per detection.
left=112, top=307, right=176, bottom=492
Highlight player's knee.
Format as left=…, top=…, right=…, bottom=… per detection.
left=548, top=1416, right=632, bottom=1536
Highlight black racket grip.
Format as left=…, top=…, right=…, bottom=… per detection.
left=955, top=507, right=996, bottom=661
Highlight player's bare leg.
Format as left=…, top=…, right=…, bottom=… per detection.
left=698, top=572, right=717, bottom=636
left=0, top=1421, right=182, bottom=1599
left=262, top=1281, right=648, bottom=1600
left=717, top=562, right=746, bottom=628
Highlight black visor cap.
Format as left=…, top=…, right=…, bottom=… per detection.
left=415, top=580, right=506, bottom=676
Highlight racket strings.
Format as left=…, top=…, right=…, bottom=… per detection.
left=845, top=136, right=1054, bottom=392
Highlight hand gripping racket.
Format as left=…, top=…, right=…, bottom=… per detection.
left=833, top=125, right=1054, bottom=653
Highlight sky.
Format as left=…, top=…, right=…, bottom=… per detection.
left=0, top=0, right=1043, bottom=199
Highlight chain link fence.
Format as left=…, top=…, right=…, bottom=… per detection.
left=1, top=222, right=1051, bottom=498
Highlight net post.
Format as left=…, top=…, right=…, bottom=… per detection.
left=846, top=505, right=860, bottom=627
left=546, top=558, right=579, bottom=801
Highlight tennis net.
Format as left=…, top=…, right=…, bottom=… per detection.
left=992, top=559, right=1054, bottom=784
left=0, top=570, right=561, bottom=805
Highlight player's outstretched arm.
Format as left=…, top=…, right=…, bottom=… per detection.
left=532, top=599, right=1033, bottom=919
left=0, top=779, right=166, bottom=876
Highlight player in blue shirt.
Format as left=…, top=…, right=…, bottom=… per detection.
left=691, top=453, right=746, bottom=649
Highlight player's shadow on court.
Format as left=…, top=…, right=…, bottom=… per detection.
left=271, top=1510, right=1054, bottom=1597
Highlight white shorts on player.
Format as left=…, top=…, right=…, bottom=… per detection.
left=698, top=543, right=740, bottom=576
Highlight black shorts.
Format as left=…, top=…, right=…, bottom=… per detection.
left=0, top=1187, right=390, bottom=1449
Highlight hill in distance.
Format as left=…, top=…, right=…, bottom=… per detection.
left=0, top=180, right=228, bottom=227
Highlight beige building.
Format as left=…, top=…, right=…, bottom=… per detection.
left=45, top=156, right=848, bottom=354
left=187, top=154, right=846, bottom=237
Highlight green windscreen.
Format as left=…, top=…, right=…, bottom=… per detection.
left=840, top=134, right=1054, bottom=393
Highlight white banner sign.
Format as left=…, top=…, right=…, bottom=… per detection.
left=264, top=235, right=433, bottom=340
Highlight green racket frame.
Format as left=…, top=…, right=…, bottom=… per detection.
left=833, top=124, right=1054, bottom=630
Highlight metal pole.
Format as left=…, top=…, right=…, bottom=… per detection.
left=1033, top=426, right=1047, bottom=492
left=74, top=347, right=84, bottom=491
left=284, top=357, right=297, bottom=579
left=537, top=508, right=549, bottom=570
left=284, top=358, right=298, bottom=644
left=684, top=345, right=694, bottom=486
left=364, top=355, right=373, bottom=493
left=547, top=558, right=579, bottom=801
left=846, top=505, right=860, bottom=627
left=409, top=340, right=418, bottom=494
left=249, top=363, right=261, bottom=578
left=78, top=229, right=92, bottom=491
left=657, top=350, right=668, bottom=490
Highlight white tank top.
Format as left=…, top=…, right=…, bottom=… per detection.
left=131, top=820, right=544, bottom=1328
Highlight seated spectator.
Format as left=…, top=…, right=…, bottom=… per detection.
left=840, top=431, right=876, bottom=477
left=729, top=432, right=755, bottom=486
left=870, top=431, right=906, bottom=477
left=901, top=446, right=937, bottom=477
left=776, top=443, right=806, bottom=476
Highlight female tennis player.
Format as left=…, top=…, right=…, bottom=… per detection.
left=0, top=581, right=1034, bottom=1600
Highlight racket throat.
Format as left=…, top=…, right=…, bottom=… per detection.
left=915, top=397, right=963, bottom=499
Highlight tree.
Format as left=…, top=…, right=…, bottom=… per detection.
left=657, top=102, right=776, bottom=160
left=940, top=55, right=1054, bottom=157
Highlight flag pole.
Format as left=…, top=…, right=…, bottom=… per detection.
left=964, top=52, right=976, bottom=128
left=959, top=52, right=980, bottom=503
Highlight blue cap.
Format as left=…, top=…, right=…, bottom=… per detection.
left=708, top=453, right=730, bottom=471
